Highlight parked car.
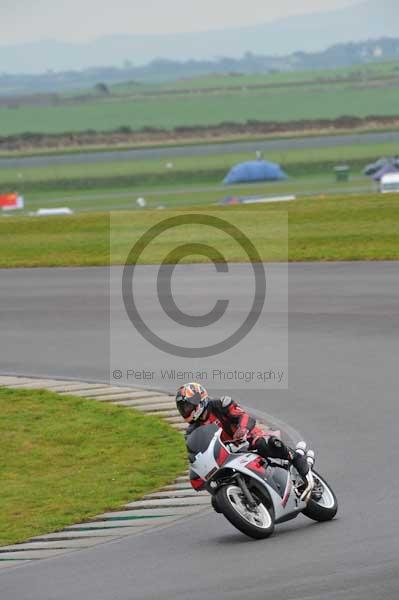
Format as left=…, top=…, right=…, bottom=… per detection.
left=364, top=156, right=399, bottom=176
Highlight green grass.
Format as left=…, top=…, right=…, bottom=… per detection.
left=149, top=61, right=399, bottom=90
left=1, top=60, right=397, bottom=156
left=0, top=139, right=385, bottom=216
left=288, top=194, right=399, bottom=261
left=0, top=387, right=186, bottom=547
left=2, top=80, right=399, bottom=136
left=12, top=174, right=372, bottom=214
left=1, top=194, right=398, bottom=268
left=1, top=141, right=396, bottom=194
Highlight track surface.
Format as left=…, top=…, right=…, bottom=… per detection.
left=1, top=130, right=399, bottom=169
left=1, top=263, right=399, bottom=599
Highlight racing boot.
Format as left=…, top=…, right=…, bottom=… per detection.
left=293, top=441, right=314, bottom=502
left=292, top=441, right=310, bottom=478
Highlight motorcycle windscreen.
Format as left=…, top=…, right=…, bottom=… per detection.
left=185, top=410, right=311, bottom=453
left=186, top=423, right=219, bottom=456
left=242, top=405, right=306, bottom=450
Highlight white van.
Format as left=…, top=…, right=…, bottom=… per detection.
left=380, top=173, right=399, bottom=194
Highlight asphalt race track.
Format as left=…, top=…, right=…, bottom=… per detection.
left=1, top=130, right=399, bottom=169
left=1, top=262, right=399, bottom=599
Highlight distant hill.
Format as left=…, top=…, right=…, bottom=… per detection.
left=0, top=0, right=397, bottom=75
left=1, top=37, right=399, bottom=97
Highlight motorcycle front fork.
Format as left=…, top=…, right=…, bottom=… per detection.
left=235, top=474, right=258, bottom=510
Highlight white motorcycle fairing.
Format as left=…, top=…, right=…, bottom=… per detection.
left=188, top=425, right=307, bottom=524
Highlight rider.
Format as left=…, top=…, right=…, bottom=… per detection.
left=175, top=382, right=312, bottom=488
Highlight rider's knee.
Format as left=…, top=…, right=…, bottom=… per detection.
left=254, top=435, right=290, bottom=460
left=253, top=436, right=269, bottom=457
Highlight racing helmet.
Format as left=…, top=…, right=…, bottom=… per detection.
left=175, top=382, right=209, bottom=423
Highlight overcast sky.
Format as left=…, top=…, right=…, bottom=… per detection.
left=2, top=0, right=359, bottom=45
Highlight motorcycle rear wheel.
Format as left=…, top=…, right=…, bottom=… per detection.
left=216, top=484, right=275, bottom=540
left=302, top=471, right=338, bottom=522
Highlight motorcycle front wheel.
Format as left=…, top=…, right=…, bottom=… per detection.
left=302, top=471, right=338, bottom=522
left=216, top=484, right=275, bottom=540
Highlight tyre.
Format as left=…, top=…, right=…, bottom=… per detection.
left=216, top=484, right=275, bottom=540
left=302, top=471, right=338, bottom=522
left=211, top=494, right=222, bottom=513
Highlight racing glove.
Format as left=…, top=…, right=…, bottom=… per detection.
left=233, top=427, right=249, bottom=442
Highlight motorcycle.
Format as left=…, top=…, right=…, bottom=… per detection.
left=187, top=423, right=338, bottom=539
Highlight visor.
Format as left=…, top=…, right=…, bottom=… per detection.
left=176, top=392, right=202, bottom=418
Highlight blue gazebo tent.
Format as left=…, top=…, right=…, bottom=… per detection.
left=223, top=160, right=288, bottom=185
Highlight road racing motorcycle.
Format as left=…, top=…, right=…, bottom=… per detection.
left=187, top=422, right=338, bottom=539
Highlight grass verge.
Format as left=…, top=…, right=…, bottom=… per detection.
left=0, top=387, right=186, bottom=547
left=9, top=174, right=373, bottom=214
left=1, top=194, right=399, bottom=267
left=1, top=141, right=397, bottom=193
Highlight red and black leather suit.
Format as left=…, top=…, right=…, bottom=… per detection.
left=186, top=396, right=295, bottom=464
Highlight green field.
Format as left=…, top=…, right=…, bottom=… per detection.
left=115, top=61, right=399, bottom=92
left=1, top=195, right=398, bottom=268
left=2, top=73, right=399, bottom=136
left=4, top=176, right=372, bottom=214
left=0, top=387, right=186, bottom=546
left=1, top=139, right=393, bottom=217
left=2, top=86, right=398, bottom=136
left=0, top=141, right=392, bottom=208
